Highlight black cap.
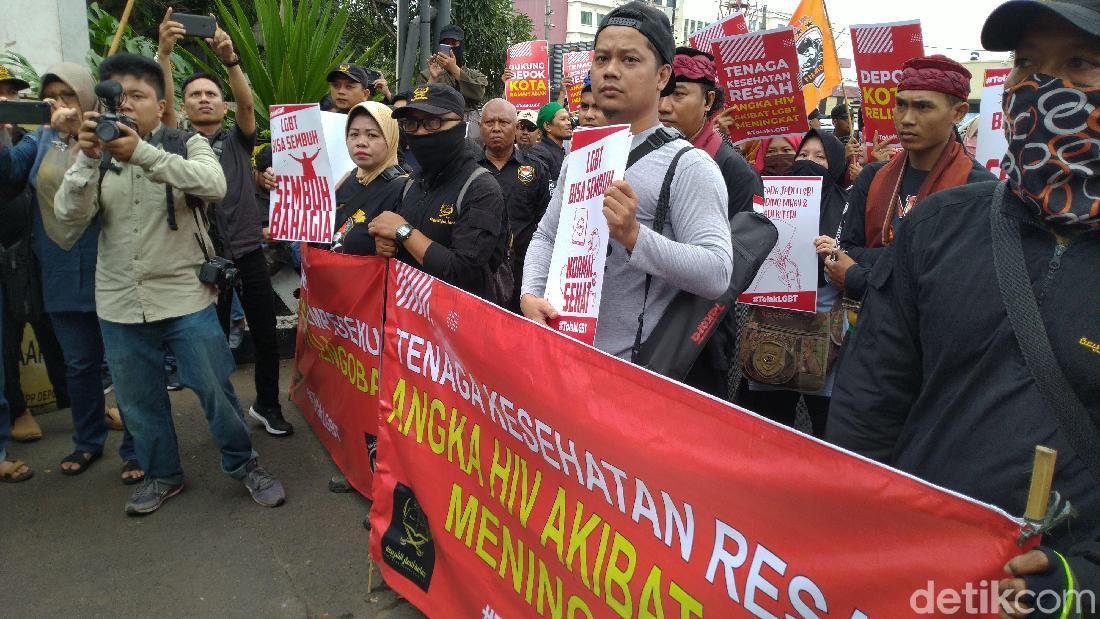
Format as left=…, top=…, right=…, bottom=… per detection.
left=808, top=108, right=822, bottom=120
left=596, top=1, right=676, bottom=95
left=982, top=0, right=1100, bottom=50
left=439, top=24, right=465, bottom=43
left=391, top=83, right=465, bottom=118
left=327, top=63, right=369, bottom=86
left=829, top=103, right=848, bottom=119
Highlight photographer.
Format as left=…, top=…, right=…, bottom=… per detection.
left=158, top=11, right=292, bottom=437
left=53, top=53, right=285, bottom=516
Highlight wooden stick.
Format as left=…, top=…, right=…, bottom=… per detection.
left=1024, top=446, right=1057, bottom=521
left=107, top=0, right=137, bottom=57
left=366, top=556, right=374, bottom=593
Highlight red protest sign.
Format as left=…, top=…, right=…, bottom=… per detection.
left=713, top=27, right=810, bottom=144
left=289, top=245, right=385, bottom=497
left=506, top=40, right=550, bottom=111
left=269, top=103, right=338, bottom=243
left=562, top=50, right=593, bottom=112
left=688, top=13, right=749, bottom=52
left=976, top=68, right=1012, bottom=180
left=368, top=263, right=1033, bottom=619
left=851, top=21, right=925, bottom=149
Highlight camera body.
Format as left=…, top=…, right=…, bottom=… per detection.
left=198, top=256, right=239, bottom=289
left=93, top=80, right=137, bottom=142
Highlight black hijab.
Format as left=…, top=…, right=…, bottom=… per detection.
left=791, top=128, right=848, bottom=287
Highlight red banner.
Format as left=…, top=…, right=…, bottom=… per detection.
left=851, top=21, right=925, bottom=150
left=507, top=40, right=550, bottom=111
left=368, top=264, right=1032, bottom=617
left=713, top=28, right=810, bottom=144
left=688, top=13, right=749, bottom=53
left=290, top=245, right=385, bottom=497
left=563, top=50, right=594, bottom=112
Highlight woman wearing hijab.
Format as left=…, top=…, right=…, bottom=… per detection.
left=331, top=102, right=407, bottom=255
left=0, top=63, right=139, bottom=482
left=738, top=128, right=848, bottom=438
left=753, top=135, right=804, bottom=176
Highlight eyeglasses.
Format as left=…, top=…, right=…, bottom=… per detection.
left=398, top=115, right=460, bottom=133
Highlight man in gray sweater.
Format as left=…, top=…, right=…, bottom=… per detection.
left=520, top=2, right=733, bottom=360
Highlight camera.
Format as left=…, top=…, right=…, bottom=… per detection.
left=199, top=256, right=239, bottom=289
left=93, top=80, right=137, bottom=142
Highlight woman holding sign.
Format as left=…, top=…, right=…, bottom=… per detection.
left=331, top=102, right=407, bottom=256
left=738, top=129, right=848, bottom=438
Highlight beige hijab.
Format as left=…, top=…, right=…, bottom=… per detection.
left=37, top=62, right=98, bottom=250
left=346, top=101, right=399, bottom=187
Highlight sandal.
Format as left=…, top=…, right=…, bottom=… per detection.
left=0, top=459, right=33, bottom=483
left=60, top=450, right=103, bottom=476
left=121, top=460, right=145, bottom=486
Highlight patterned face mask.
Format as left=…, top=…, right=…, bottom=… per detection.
left=1001, top=74, right=1100, bottom=228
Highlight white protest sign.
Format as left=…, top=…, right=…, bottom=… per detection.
left=739, top=176, right=822, bottom=313
left=269, top=103, right=338, bottom=243
left=321, top=110, right=356, bottom=182
left=975, top=68, right=1011, bottom=181
left=544, top=124, right=631, bottom=345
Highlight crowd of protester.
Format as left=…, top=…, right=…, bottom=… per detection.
left=0, top=0, right=1096, bottom=612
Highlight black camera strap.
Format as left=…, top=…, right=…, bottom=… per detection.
left=191, top=206, right=214, bottom=262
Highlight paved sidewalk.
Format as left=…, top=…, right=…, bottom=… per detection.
left=1, top=360, right=424, bottom=618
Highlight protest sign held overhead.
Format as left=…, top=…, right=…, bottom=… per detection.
left=740, top=176, right=821, bottom=313
left=788, top=0, right=841, bottom=114
left=562, top=50, right=594, bottom=112
left=543, top=125, right=631, bottom=344
left=976, top=68, right=1011, bottom=180
left=269, top=103, right=338, bottom=244
left=290, top=246, right=385, bottom=498
left=687, top=13, right=748, bottom=52
left=506, top=40, right=550, bottom=111
left=368, top=259, right=1033, bottom=619
left=713, top=28, right=810, bottom=144
left=851, top=21, right=925, bottom=150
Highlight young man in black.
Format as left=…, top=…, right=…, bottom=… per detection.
left=477, top=98, right=551, bottom=312
left=367, top=84, right=506, bottom=299
left=159, top=15, right=291, bottom=436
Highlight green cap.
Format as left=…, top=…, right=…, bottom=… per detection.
left=536, top=102, right=564, bottom=132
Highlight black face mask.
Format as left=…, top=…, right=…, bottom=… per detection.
left=405, top=123, right=466, bottom=177
left=762, top=153, right=795, bottom=176
left=790, top=159, right=830, bottom=180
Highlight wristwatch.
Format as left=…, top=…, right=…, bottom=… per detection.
left=395, top=223, right=414, bottom=244
left=224, top=54, right=241, bottom=68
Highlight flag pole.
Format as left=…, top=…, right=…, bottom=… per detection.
left=819, top=0, right=857, bottom=145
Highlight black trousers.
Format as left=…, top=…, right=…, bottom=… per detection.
left=3, top=308, right=69, bottom=412
left=739, top=389, right=830, bottom=439
left=216, top=248, right=281, bottom=410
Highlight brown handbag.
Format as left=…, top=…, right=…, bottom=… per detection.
left=737, top=303, right=846, bottom=393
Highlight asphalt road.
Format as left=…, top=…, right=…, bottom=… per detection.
left=0, top=359, right=425, bottom=619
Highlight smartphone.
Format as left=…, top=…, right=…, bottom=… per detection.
left=438, top=43, right=453, bottom=55
left=0, top=100, right=51, bottom=126
left=174, top=13, right=217, bottom=38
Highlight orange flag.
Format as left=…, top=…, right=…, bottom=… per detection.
left=788, top=0, right=842, bottom=114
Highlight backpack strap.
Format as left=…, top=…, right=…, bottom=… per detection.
left=989, top=181, right=1100, bottom=484
left=626, top=126, right=683, bottom=169
left=455, top=166, right=490, bottom=215
left=631, top=145, right=695, bottom=363
left=401, top=177, right=415, bottom=201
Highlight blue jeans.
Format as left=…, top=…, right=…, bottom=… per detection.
left=49, top=311, right=135, bottom=461
left=100, top=305, right=255, bottom=484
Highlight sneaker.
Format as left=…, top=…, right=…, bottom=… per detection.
left=101, top=364, right=114, bottom=395
left=249, top=404, right=294, bottom=436
left=165, top=366, right=182, bottom=391
left=242, top=461, right=285, bottom=507
left=125, top=478, right=184, bottom=516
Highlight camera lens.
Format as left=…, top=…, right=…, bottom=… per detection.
left=96, top=119, right=120, bottom=142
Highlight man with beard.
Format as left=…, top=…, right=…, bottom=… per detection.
left=528, top=101, right=573, bottom=185
left=477, top=99, right=551, bottom=312
left=521, top=3, right=733, bottom=362
left=368, top=84, right=506, bottom=300
left=823, top=55, right=994, bottom=302
left=829, top=1, right=1100, bottom=612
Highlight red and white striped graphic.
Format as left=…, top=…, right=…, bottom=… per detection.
left=854, top=25, right=894, bottom=54
left=688, top=13, right=749, bottom=53
left=394, top=262, right=432, bottom=319
left=714, top=32, right=767, bottom=64
left=508, top=40, right=533, bottom=59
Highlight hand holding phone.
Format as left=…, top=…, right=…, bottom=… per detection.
left=173, top=13, right=217, bottom=39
